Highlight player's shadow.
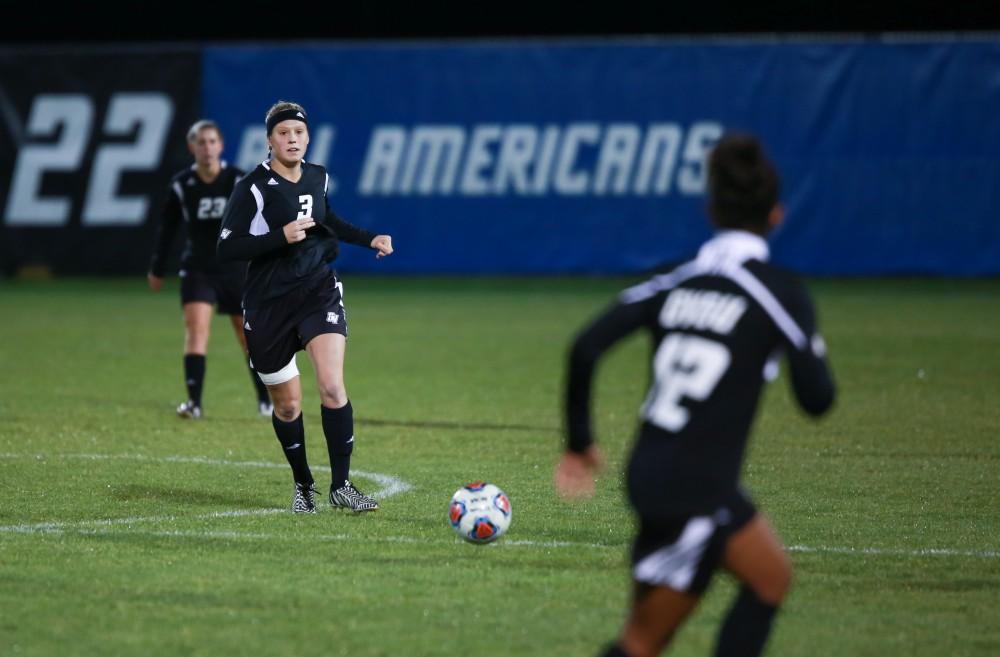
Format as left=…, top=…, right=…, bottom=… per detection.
left=110, top=484, right=272, bottom=508
left=359, top=416, right=557, bottom=434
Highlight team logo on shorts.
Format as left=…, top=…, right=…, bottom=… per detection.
left=326, top=312, right=339, bottom=324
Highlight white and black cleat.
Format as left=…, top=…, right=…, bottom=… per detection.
left=330, top=481, right=379, bottom=513
left=292, top=482, right=319, bottom=514
left=176, top=400, right=202, bottom=419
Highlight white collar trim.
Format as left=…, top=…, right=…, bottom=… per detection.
left=695, top=230, right=770, bottom=269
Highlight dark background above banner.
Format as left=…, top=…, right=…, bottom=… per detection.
left=2, top=2, right=997, bottom=43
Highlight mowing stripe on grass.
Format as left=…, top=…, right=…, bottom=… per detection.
left=2, top=453, right=997, bottom=559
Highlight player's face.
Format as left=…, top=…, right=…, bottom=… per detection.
left=267, top=120, right=309, bottom=166
left=188, top=128, right=223, bottom=167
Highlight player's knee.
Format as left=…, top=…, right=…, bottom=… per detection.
left=318, top=381, right=348, bottom=408
left=273, top=399, right=301, bottom=422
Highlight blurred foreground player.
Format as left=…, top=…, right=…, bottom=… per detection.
left=218, top=101, right=394, bottom=514
left=148, top=120, right=272, bottom=419
left=555, top=134, right=835, bottom=657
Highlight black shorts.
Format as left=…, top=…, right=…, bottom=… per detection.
left=180, top=268, right=244, bottom=316
left=630, top=487, right=757, bottom=594
left=243, top=274, right=348, bottom=381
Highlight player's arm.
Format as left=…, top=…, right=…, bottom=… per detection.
left=557, top=293, right=656, bottom=499
left=147, top=185, right=182, bottom=287
left=565, top=294, right=658, bottom=452
left=784, top=285, right=836, bottom=416
left=216, top=183, right=288, bottom=262
left=327, top=209, right=376, bottom=247
left=322, top=182, right=392, bottom=256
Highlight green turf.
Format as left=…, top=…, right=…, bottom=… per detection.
left=0, top=276, right=998, bottom=657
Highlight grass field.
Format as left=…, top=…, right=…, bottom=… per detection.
left=1, top=276, right=998, bottom=657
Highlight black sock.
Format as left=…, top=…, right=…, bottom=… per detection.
left=272, top=412, right=313, bottom=485
left=598, top=643, right=630, bottom=657
left=321, top=402, right=354, bottom=489
left=184, top=354, right=205, bottom=406
left=713, top=587, right=779, bottom=657
left=248, top=359, right=270, bottom=404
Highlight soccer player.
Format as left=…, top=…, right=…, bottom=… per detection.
left=148, top=120, right=272, bottom=420
left=217, top=100, right=394, bottom=514
left=555, top=134, right=836, bottom=657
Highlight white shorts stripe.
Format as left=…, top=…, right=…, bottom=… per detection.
left=633, top=516, right=715, bottom=590
left=257, top=355, right=299, bottom=386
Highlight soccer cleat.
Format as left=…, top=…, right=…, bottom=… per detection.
left=258, top=401, right=274, bottom=417
left=176, top=400, right=202, bottom=419
left=292, top=482, right=319, bottom=514
left=330, top=480, right=379, bottom=513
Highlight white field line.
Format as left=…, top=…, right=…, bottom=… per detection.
left=0, top=453, right=997, bottom=558
left=0, top=451, right=413, bottom=499
left=1, top=524, right=998, bottom=558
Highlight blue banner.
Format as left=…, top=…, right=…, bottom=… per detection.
left=204, top=39, right=1000, bottom=275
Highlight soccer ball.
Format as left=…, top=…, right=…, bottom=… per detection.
left=448, top=481, right=512, bottom=544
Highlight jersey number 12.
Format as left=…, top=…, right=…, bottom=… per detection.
left=643, top=333, right=730, bottom=432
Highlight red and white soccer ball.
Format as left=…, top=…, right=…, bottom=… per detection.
left=449, top=482, right=512, bottom=544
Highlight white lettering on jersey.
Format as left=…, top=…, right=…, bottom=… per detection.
left=660, top=289, right=748, bottom=335
left=196, top=197, right=227, bottom=220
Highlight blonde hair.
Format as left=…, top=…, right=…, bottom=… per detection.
left=265, top=100, right=307, bottom=124
left=186, top=119, right=222, bottom=143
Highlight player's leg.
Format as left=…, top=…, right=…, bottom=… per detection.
left=178, top=300, right=213, bottom=418
left=228, top=314, right=272, bottom=416
left=602, top=584, right=700, bottom=657
left=605, top=512, right=725, bottom=657
left=246, top=300, right=316, bottom=513
left=265, top=369, right=318, bottom=513
left=304, top=333, right=375, bottom=512
left=712, top=513, right=792, bottom=657
left=299, top=277, right=377, bottom=513
left=217, top=271, right=271, bottom=417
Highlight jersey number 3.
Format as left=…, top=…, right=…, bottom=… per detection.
left=297, top=195, right=313, bottom=219
left=643, top=334, right=730, bottom=432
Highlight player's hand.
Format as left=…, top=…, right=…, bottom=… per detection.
left=371, top=234, right=393, bottom=258
left=554, top=446, right=604, bottom=501
left=147, top=273, right=163, bottom=292
left=283, top=217, right=315, bottom=244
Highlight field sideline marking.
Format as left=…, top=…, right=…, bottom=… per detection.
left=1, top=453, right=997, bottom=559
left=0, top=523, right=997, bottom=558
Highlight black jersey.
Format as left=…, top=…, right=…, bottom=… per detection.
left=148, top=163, right=244, bottom=276
left=566, top=230, right=835, bottom=517
left=216, top=160, right=376, bottom=309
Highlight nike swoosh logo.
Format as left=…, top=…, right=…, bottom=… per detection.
left=284, top=443, right=301, bottom=450
left=346, top=436, right=354, bottom=443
